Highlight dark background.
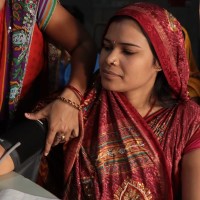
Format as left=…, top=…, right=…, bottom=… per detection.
left=60, top=0, right=199, bottom=67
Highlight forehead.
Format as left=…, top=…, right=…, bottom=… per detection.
left=105, top=19, right=146, bottom=43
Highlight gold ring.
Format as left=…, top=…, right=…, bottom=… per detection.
left=58, top=134, right=66, bottom=143
left=61, top=134, right=65, bottom=140
left=56, top=134, right=65, bottom=140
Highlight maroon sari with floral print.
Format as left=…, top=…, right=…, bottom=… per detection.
left=37, top=3, right=200, bottom=200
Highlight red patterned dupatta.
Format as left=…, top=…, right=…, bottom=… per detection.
left=37, top=83, right=174, bottom=200
left=62, top=85, right=173, bottom=200
left=38, top=82, right=200, bottom=200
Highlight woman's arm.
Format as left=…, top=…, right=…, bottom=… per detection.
left=25, top=3, right=97, bottom=156
left=182, top=149, right=200, bottom=200
left=0, top=145, right=14, bottom=175
left=0, top=119, right=47, bottom=175
left=45, top=3, right=97, bottom=91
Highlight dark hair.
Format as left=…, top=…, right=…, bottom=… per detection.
left=105, top=15, right=178, bottom=108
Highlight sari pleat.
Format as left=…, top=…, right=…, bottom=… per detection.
left=0, top=7, right=8, bottom=113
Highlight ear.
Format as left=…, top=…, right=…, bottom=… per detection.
left=154, top=59, right=162, bottom=71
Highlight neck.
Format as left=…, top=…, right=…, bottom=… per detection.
left=125, top=89, right=153, bottom=110
left=124, top=86, right=161, bottom=117
left=0, top=0, right=5, bottom=11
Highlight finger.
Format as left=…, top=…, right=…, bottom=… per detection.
left=52, top=133, right=65, bottom=146
left=52, top=136, right=61, bottom=146
left=70, top=129, right=79, bottom=139
left=73, top=128, right=79, bottom=137
left=59, top=134, right=66, bottom=143
left=44, top=129, right=57, bottom=156
left=25, top=108, right=47, bottom=120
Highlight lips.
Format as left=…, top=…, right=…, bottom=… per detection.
left=101, top=69, right=122, bottom=77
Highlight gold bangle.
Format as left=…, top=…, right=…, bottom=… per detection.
left=66, top=85, right=84, bottom=101
left=57, top=96, right=81, bottom=111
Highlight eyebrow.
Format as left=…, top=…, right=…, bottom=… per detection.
left=103, top=38, right=141, bottom=48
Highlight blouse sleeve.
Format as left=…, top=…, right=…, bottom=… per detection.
left=37, top=0, right=57, bottom=31
left=183, top=124, right=200, bottom=154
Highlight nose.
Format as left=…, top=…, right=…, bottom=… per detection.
left=106, top=49, right=119, bottom=66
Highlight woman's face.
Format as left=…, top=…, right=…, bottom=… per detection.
left=99, top=18, right=161, bottom=96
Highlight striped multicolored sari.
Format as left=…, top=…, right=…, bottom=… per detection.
left=0, top=0, right=57, bottom=122
left=0, top=6, right=7, bottom=119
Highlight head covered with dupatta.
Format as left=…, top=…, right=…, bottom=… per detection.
left=104, top=2, right=190, bottom=101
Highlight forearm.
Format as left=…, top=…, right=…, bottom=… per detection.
left=0, top=145, right=14, bottom=175
left=65, top=40, right=97, bottom=93
left=45, top=3, right=97, bottom=93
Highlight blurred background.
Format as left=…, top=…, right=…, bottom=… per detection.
left=60, top=0, right=199, bottom=66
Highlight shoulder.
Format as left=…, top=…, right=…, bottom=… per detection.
left=177, top=100, right=200, bottom=118
left=176, top=100, right=200, bottom=132
left=172, top=100, right=200, bottom=135
left=37, top=0, right=58, bottom=30
left=174, top=101, right=200, bottom=153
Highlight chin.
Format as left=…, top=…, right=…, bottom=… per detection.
left=101, top=81, right=119, bottom=92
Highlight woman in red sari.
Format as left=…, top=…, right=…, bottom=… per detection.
left=37, top=2, right=200, bottom=200
left=3, top=2, right=200, bottom=199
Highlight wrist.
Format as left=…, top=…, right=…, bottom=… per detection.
left=61, top=87, right=82, bottom=103
left=56, top=96, right=81, bottom=111
left=66, top=85, right=83, bottom=100
left=67, top=80, right=87, bottom=94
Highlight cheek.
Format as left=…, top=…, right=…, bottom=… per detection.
left=123, top=60, right=156, bottom=81
left=99, top=52, right=107, bottom=69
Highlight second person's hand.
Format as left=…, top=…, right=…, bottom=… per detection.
left=25, top=89, right=80, bottom=156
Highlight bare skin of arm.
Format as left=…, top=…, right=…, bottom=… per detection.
left=0, top=145, right=14, bottom=175
left=182, top=149, right=200, bottom=200
left=25, top=3, right=97, bottom=156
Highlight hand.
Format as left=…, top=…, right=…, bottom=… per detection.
left=25, top=91, right=80, bottom=156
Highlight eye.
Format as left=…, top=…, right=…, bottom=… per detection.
left=102, top=43, right=113, bottom=52
left=122, top=49, right=135, bottom=55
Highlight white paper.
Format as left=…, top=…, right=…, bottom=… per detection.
left=0, top=189, right=59, bottom=200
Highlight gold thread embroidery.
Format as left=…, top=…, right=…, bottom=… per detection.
left=114, top=179, right=152, bottom=200
left=165, top=10, right=178, bottom=32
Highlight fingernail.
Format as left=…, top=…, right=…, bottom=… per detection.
left=44, top=152, right=48, bottom=156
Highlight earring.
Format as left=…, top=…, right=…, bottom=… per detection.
left=155, top=66, right=162, bottom=71
left=154, top=63, right=162, bottom=72
left=154, top=60, right=162, bottom=71
left=112, top=40, right=116, bottom=45
left=112, top=60, right=117, bottom=65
